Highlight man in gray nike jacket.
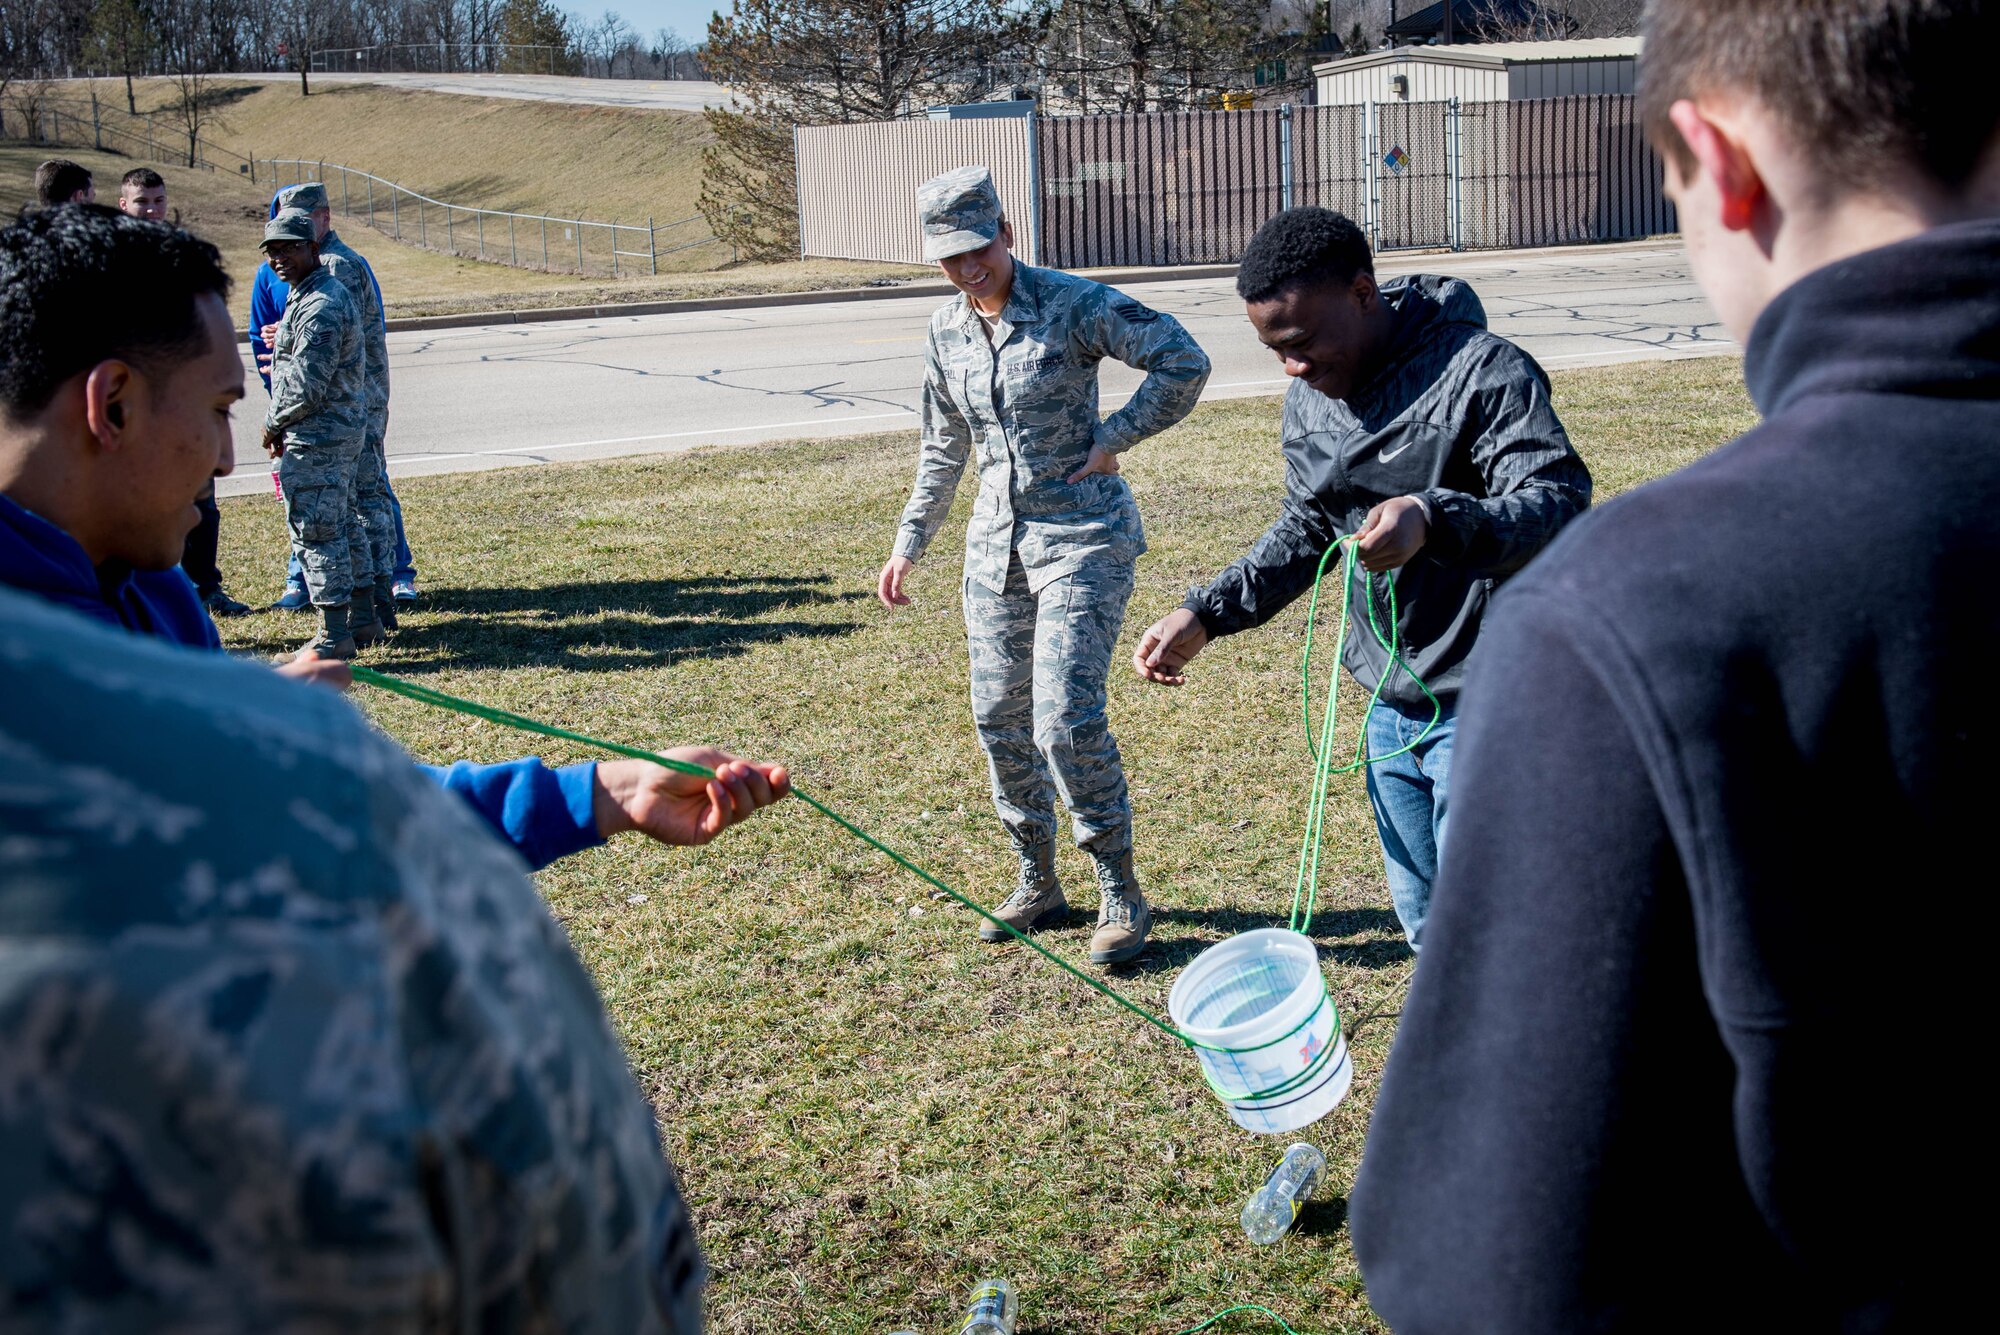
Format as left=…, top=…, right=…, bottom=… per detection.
left=1133, top=208, right=1590, bottom=949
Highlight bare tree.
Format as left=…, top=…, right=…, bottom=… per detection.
left=87, top=0, right=155, bottom=113
left=583, top=9, right=635, bottom=77
left=651, top=25, right=697, bottom=79
left=277, top=0, right=338, bottom=94
left=1033, top=0, right=1276, bottom=113
left=153, top=0, right=228, bottom=167
left=700, top=0, right=1032, bottom=260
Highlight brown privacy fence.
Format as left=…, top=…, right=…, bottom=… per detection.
left=795, top=95, right=1674, bottom=269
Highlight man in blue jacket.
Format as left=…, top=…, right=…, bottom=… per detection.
left=253, top=186, right=420, bottom=609
left=1350, top=1, right=1997, bottom=1328
left=0, top=204, right=787, bottom=871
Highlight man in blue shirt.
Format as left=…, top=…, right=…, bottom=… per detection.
left=0, top=204, right=787, bottom=870
left=252, top=186, right=421, bottom=609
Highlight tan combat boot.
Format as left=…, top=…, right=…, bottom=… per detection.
left=294, top=602, right=357, bottom=662
left=1088, top=849, right=1152, bottom=965
left=979, top=836, right=1069, bottom=942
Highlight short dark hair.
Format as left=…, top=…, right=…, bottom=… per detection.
left=120, top=168, right=165, bottom=192
left=33, top=159, right=92, bottom=206
left=0, top=206, right=231, bottom=419
left=1640, top=0, right=2000, bottom=193
left=1236, top=208, right=1374, bottom=304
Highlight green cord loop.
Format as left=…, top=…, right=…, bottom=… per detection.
left=1172, top=1305, right=1303, bottom=1335
left=1288, top=539, right=1442, bottom=935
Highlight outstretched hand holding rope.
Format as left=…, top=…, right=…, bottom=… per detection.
left=592, top=747, right=791, bottom=846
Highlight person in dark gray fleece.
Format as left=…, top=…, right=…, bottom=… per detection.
left=1131, top=208, right=1591, bottom=948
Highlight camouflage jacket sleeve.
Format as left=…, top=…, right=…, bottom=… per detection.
left=262, top=292, right=347, bottom=437
left=891, top=332, right=975, bottom=563
left=1416, top=340, right=1592, bottom=577
left=1071, top=289, right=1211, bottom=454
left=326, top=252, right=391, bottom=419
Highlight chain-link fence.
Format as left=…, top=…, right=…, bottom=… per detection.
left=260, top=158, right=725, bottom=276
left=0, top=93, right=255, bottom=177
left=1, top=94, right=729, bottom=276
left=309, top=44, right=561, bottom=75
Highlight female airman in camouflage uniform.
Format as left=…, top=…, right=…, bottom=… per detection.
left=877, top=166, right=1210, bottom=964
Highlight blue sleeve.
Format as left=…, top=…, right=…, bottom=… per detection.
left=417, top=758, right=604, bottom=871
left=249, top=266, right=286, bottom=393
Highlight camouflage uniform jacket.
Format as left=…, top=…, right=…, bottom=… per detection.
left=893, top=263, right=1211, bottom=594
left=263, top=263, right=366, bottom=448
left=0, top=587, right=704, bottom=1332
left=322, top=229, right=391, bottom=435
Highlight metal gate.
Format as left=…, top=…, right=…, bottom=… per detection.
left=1369, top=101, right=1454, bottom=251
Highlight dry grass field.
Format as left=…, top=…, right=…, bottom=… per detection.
left=211, top=357, right=1759, bottom=1334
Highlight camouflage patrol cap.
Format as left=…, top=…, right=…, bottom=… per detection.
left=261, top=209, right=316, bottom=247
left=918, top=165, right=1003, bottom=261
left=278, top=182, right=329, bottom=212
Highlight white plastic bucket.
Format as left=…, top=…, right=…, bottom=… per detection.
left=1167, top=928, right=1353, bottom=1135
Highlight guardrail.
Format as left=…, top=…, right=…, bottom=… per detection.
left=260, top=157, right=726, bottom=277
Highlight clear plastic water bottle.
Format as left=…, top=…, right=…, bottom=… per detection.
left=959, top=1277, right=1018, bottom=1334
left=1240, top=1142, right=1326, bottom=1245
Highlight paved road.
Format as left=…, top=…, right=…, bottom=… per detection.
left=304, top=72, right=731, bottom=111
left=219, top=241, right=1731, bottom=498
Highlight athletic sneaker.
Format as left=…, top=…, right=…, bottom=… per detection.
left=392, top=576, right=419, bottom=603
left=201, top=587, right=251, bottom=618
left=271, top=582, right=311, bottom=612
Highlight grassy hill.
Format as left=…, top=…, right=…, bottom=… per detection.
left=75, top=76, right=715, bottom=234
left=3, top=97, right=924, bottom=320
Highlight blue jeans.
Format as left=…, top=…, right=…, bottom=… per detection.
left=1363, top=696, right=1457, bottom=951
left=289, top=485, right=414, bottom=586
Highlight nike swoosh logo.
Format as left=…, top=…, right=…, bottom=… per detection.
left=1378, top=440, right=1417, bottom=463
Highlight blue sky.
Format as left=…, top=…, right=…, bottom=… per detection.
left=586, top=0, right=725, bottom=44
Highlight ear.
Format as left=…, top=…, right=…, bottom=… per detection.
left=1351, top=267, right=1380, bottom=309
left=82, top=361, right=138, bottom=455
left=1668, top=99, right=1766, bottom=232
left=999, top=218, right=1016, bottom=251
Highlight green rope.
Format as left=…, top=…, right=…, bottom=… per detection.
left=353, top=665, right=1247, bottom=1061
left=1173, top=1305, right=1303, bottom=1335
left=1287, top=538, right=1442, bottom=935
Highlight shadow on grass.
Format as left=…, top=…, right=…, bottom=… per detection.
left=1294, top=1193, right=1350, bottom=1240
left=1127, top=906, right=1411, bottom=975
left=382, top=573, right=867, bottom=673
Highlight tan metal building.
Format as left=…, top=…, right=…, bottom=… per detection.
left=793, top=117, right=1040, bottom=267
left=1313, top=38, right=1642, bottom=106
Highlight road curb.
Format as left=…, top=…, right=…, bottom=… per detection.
left=234, top=238, right=1678, bottom=340
left=364, top=263, right=1242, bottom=334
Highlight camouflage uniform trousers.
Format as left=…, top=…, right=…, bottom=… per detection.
left=349, top=429, right=396, bottom=596
left=280, top=434, right=364, bottom=607
left=964, top=551, right=1136, bottom=858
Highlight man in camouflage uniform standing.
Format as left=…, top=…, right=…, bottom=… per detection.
left=277, top=182, right=400, bottom=630
left=876, top=166, right=1210, bottom=965
left=260, top=209, right=371, bottom=659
